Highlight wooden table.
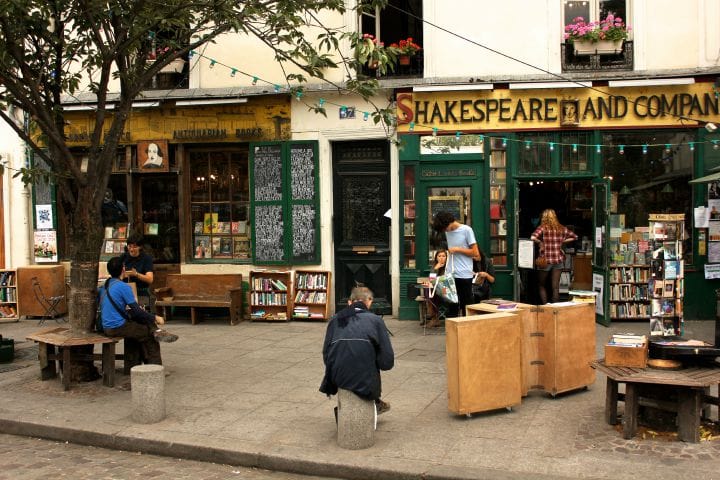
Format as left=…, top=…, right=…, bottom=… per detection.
left=26, top=327, right=119, bottom=390
left=592, top=360, right=720, bottom=442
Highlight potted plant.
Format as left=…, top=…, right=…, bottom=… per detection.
left=148, top=46, right=186, bottom=73
left=390, top=37, right=421, bottom=65
left=564, top=13, right=630, bottom=55
left=352, top=33, right=398, bottom=75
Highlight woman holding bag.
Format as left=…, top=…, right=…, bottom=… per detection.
left=432, top=211, right=479, bottom=317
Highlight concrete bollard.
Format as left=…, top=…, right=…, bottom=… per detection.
left=131, top=364, right=165, bottom=423
left=337, top=388, right=375, bottom=449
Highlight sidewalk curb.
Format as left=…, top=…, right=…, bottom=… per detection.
left=0, top=417, right=581, bottom=480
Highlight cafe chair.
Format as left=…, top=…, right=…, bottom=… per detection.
left=31, top=276, right=66, bottom=326
left=416, top=277, right=447, bottom=336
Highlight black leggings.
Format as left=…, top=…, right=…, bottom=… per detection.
left=448, top=277, right=474, bottom=317
left=537, top=267, right=562, bottom=304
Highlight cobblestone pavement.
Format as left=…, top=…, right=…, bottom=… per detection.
left=0, top=433, right=336, bottom=480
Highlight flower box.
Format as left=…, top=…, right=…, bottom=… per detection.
left=573, top=39, right=623, bottom=56
left=160, top=58, right=186, bottom=74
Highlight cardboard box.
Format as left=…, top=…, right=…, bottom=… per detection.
left=604, top=341, right=648, bottom=368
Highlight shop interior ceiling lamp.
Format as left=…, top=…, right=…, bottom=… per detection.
left=661, top=183, right=674, bottom=193
left=619, top=185, right=631, bottom=195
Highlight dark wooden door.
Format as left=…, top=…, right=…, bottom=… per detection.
left=332, top=141, right=391, bottom=315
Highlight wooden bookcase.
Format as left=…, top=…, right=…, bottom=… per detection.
left=608, top=264, right=651, bottom=320
left=445, top=312, right=522, bottom=415
left=292, top=270, right=331, bottom=321
left=17, top=265, right=67, bottom=318
left=249, top=270, right=291, bottom=321
left=488, top=138, right=507, bottom=267
left=0, top=269, right=18, bottom=322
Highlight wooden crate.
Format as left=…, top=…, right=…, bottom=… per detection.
left=466, top=301, right=535, bottom=396
left=446, top=313, right=522, bottom=415
left=605, top=342, right=648, bottom=368
left=536, top=302, right=596, bottom=396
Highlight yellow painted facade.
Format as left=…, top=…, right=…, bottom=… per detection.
left=63, top=96, right=290, bottom=146
left=396, top=83, right=720, bottom=133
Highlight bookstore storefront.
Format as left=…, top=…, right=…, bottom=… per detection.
left=395, top=80, right=720, bottom=322
left=61, top=95, right=316, bottom=280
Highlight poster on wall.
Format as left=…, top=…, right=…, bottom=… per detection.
left=592, top=273, right=604, bottom=316
left=35, top=204, right=53, bottom=230
left=517, top=239, right=534, bottom=269
left=34, top=230, right=57, bottom=263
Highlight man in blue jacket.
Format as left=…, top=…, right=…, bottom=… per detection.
left=319, top=287, right=394, bottom=414
left=99, top=256, right=177, bottom=365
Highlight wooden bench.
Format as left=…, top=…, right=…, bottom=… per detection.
left=154, top=273, right=243, bottom=325
left=593, top=359, right=720, bottom=442
left=26, top=326, right=141, bottom=390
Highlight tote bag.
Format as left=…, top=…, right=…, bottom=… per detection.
left=431, top=254, right=459, bottom=304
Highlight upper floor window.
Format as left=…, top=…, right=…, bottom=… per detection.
left=563, top=0, right=628, bottom=28
left=561, top=0, right=633, bottom=72
left=360, top=0, right=423, bottom=78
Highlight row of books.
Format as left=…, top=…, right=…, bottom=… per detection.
left=609, top=266, right=649, bottom=283
left=0, top=271, right=15, bottom=287
left=292, top=306, right=325, bottom=319
left=250, top=310, right=288, bottom=320
left=104, top=223, right=129, bottom=239
left=294, top=291, right=327, bottom=304
left=295, top=273, right=328, bottom=290
left=0, top=305, right=17, bottom=317
left=651, top=298, right=683, bottom=317
left=250, top=293, right=288, bottom=306
left=251, top=277, right=288, bottom=292
left=609, top=284, right=648, bottom=302
left=609, top=302, right=650, bottom=319
left=193, top=215, right=247, bottom=235
left=489, top=220, right=507, bottom=236
left=0, top=287, right=16, bottom=303
left=103, top=240, right=128, bottom=254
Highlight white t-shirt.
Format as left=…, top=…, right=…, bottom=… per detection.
left=445, top=224, right=477, bottom=279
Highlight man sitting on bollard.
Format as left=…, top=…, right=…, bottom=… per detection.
left=319, top=286, right=394, bottom=415
left=100, top=256, right=178, bottom=366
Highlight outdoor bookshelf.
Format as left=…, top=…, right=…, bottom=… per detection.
left=292, top=270, right=331, bottom=321
left=0, top=269, right=18, bottom=322
left=607, top=214, right=651, bottom=321
left=648, top=214, right=684, bottom=336
left=249, top=270, right=291, bottom=321
left=402, top=165, right=416, bottom=269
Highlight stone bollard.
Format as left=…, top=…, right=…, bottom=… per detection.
left=131, top=364, right=165, bottom=423
left=337, top=388, right=375, bottom=449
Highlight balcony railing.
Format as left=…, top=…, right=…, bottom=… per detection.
left=561, top=40, right=634, bottom=72
left=359, top=52, right=424, bottom=79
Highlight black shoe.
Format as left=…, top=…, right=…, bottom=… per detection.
left=375, top=399, right=391, bottom=415
left=154, top=329, right=178, bottom=343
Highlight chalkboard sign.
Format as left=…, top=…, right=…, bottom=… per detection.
left=429, top=195, right=465, bottom=223
left=290, top=145, right=315, bottom=201
left=254, top=205, right=285, bottom=262
left=253, top=145, right=283, bottom=202
left=292, top=204, right=316, bottom=262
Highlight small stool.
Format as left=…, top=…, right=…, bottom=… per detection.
left=336, top=388, right=375, bottom=449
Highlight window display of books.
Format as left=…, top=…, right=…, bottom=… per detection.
left=648, top=214, right=684, bottom=337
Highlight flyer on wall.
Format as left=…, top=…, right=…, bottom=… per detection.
left=34, top=230, right=58, bottom=263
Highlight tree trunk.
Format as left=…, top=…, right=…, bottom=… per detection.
left=67, top=227, right=104, bottom=335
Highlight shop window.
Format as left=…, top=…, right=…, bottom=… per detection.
left=517, top=132, right=593, bottom=175
left=602, top=130, right=694, bottom=264
left=189, top=149, right=250, bottom=261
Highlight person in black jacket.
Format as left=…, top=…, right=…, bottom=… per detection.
left=319, top=287, right=394, bottom=414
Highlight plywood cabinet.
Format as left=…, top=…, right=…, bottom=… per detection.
left=17, top=265, right=67, bottom=318
left=446, top=313, right=522, bottom=415
left=536, top=302, right=596, bottom=396
left=466, top=301, right=596, bottom=397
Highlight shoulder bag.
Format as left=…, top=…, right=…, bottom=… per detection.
left=432, top=254, right=459, bottom=304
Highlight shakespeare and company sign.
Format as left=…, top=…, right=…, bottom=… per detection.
left=396, top=83, right=720, bottom=132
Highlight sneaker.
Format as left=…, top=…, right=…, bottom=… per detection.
left=375, top=399, right=391, bottom=415
left=154, top=329, right=179, bottom=343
